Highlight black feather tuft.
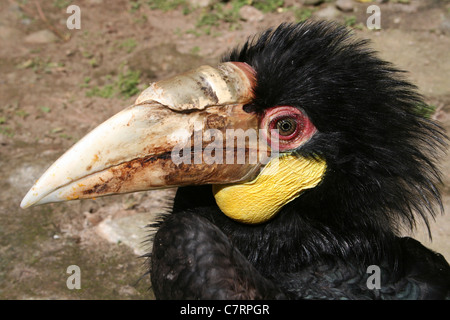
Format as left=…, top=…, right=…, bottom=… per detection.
left=223, top=21, right=447, bottom=242
left=152, top=21, right=450, bottom=299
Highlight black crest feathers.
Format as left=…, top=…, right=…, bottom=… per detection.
left=223, top=21, right=447, bottom=238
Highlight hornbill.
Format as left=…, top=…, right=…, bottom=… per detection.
left=21, top=22, right=450, bottom=299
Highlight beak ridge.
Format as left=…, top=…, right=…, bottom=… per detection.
left=134, top=62, right=255, bottom=111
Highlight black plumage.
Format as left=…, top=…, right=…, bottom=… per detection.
left=149, top=21, right=450, bottom=299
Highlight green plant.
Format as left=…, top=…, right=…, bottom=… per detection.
left=86, top=84, right=115, bottom=99
left=117, top=70, right=141, bottom=98
left=51, top=127, right=64, bottom=134
left=196, top=11, right=221, bottom=29
left=118, top=38, right=138, bottom=53
left=15, top=110, right=29, bottom=118
left=85, top=70, right=141, bottom=99
left=415, top=103, right=437, bottom=119
left=190, top=46, right=201, bottom=55
left=344, top=15, right=357, bottom=27
left=293, top=7, right=314, bottom=22
left=185, top=29, right=203, bottom=37
left=16, top=58, right=63, bottom=73
left=132, top=14, right=148, bottom=25
left=59, top=133, right=74, bottom=140
left=53, top=0, right=71, bottom=9
left=16, top=59, right=35, bottom=69
left=0, top=127, right=14, bottom=137
left=82, top=51, right=94, bottom=59
left=80, top=77, right=91, bottom=88
left=130, top=0, right=142, bottom=12
left=195, top=0, right=247, bottom=35
left=146, top=0, right=187, bottom=12
left=253, top=0, right=284, bottom=13
left=88, top=58, right=99, bottom=68
left=40, top=106, right=51, bottom=113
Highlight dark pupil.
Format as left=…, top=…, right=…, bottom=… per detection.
left=277, top=118, right=296, bottom=136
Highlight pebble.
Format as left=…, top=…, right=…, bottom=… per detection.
left=21, top=18, right=32, bottom=25
left=336, top=0, right=354, bottom=12
left=24, top=30, right=58, bottom=44
left=314, top=6, right=340, bottom=20
left=239, top=5, right=264, bottom=22
left=96, top=212, right=158, bottom=256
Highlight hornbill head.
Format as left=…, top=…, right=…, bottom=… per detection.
left=21, top=22, right=445, bottom=245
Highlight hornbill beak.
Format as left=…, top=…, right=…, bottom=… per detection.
left=20, top=62, right=265, bottom=209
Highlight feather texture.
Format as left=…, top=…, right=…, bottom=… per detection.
left=150, top=21, right=450, bottom=299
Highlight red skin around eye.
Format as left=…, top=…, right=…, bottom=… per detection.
left=261, top=106, right=317, bottom=151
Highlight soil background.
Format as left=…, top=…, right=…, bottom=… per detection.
left=0, top=0, right=449, bottom=299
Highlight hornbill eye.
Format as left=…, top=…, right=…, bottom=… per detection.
left=262, top=105, right=316, bottom=151
left=276, top=118, right=297, bottom=136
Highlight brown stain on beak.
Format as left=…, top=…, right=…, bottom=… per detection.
left=205, top=113, right=227, bottom=130
left=197, top=75, right=219, bottom=105
left=86, top=154, right=100, bottom=171
left=74, top=104, right=260, bottom=200
left=78, top=149, right=259, bottom=199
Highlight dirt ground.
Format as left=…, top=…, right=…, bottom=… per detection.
left=0, top=0, right=449, bottom=299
